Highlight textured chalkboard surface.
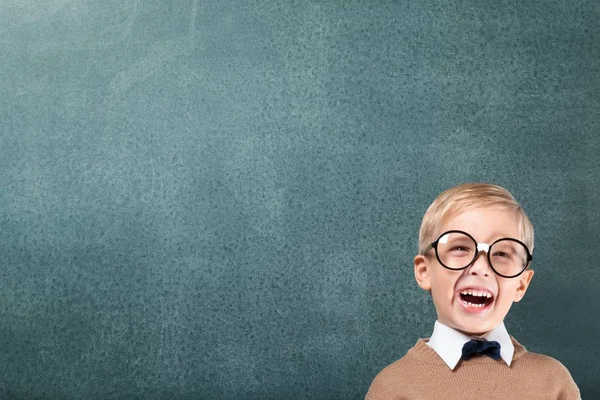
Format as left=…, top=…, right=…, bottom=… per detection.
left=1, top=1, right=599, bottom=398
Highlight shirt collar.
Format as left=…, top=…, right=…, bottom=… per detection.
left=426, top=320, right=514, bottom=370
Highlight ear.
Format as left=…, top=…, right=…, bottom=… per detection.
left=513, top=268, right=534, bottom=302
left=414, top=254, right=432, bottom=291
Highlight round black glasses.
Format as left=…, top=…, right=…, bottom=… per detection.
left=422, top=230, right=533, bottom=278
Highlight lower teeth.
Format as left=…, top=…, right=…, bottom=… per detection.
left=463, top=301, right=485, bottom=308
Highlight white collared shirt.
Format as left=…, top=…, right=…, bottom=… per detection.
left=426, top=320, right=515, bottom=370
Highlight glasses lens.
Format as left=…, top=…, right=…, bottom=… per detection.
left=489, top=239, right=529, bottom=277
left=436, top=232, right=477, bottom=269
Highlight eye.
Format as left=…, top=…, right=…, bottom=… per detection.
left=450, top=246, right=471, bottom=253
left=492, top=251, right=511, bottom=259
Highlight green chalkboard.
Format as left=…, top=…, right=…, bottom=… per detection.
left=1, top=1, right=599, bottom=398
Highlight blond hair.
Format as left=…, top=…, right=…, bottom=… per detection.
left=418, top=183, right=534, bottom=255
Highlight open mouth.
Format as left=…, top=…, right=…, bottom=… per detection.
left=458, top=289, right=494, bottom=309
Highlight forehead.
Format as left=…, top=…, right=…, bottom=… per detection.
left=438, top=206, right=521, bottom=240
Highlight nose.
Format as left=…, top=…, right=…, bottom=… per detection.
left=466, top=250, right=492, bottom=277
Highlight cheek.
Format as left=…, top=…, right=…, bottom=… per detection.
left=496, top=284, right=521, bottom=307
left=431, top=274, right=458, bottom=300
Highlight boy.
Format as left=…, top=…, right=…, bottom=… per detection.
left=366, top=183, right=580, bottom=400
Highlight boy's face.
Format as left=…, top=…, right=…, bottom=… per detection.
left=414, top=207, right=534, bottom=336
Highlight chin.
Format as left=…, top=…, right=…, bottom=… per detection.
left=462, top=327, right=491, bottom=336
left=455, top=320, right=496, bottom=336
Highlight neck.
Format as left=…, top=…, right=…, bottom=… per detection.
left=457, top=329, right=491, bottom=338
left=438, top=320, right=496, bottom=338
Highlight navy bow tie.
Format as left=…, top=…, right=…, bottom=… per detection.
left=461, top=339, right=501, bottom=361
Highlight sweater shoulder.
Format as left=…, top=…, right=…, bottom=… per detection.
left=513, top=349, right=580, bottom=399
left=511, top=337, right=575, bottom=378
left=367, top=341, right=426, bottom=386
left=517, top=349, right=574, bottom=375
left=365, top=339, right=444, bottom=400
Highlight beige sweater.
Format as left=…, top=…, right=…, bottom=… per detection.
left=366, top=338, right=580, bottom=400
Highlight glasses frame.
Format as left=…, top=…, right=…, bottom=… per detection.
left=422, top=229, right=533, bottom=278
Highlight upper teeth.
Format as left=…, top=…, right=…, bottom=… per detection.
left=460, top=290, right=492, bottom=298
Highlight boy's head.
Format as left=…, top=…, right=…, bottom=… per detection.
left=414, top=183, right=535, bottom=336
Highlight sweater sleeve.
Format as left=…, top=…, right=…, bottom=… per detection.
left=557, top=369, right=581, bottom=400
left=548, top=358, right=581, bottom=400
left=365, top=372, right=397, bottom=400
